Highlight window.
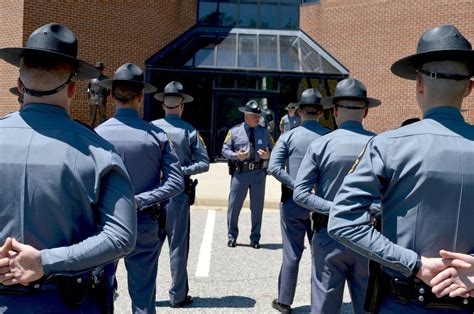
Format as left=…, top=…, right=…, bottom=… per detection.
left=198, top=0, right=219, bottom=25
left=216, top=35, right=236, bottom=67
left=259, top=35, right=278, bottom=70
left=238, top=34, right=257, bottom=68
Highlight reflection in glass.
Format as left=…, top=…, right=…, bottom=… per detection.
left=280, top=36, right=300, bottom=71
left=219, top=1, right=238, bottom=27
left=259, top=4, right=278, bottom=29
left=195, top=42, right=216, bottom=67
left=217, top=35, right=236, bottom=67
left=239, top=35, right=257, bottom=68
left=239, top=3, right=258, bottom=28
left=279, top=4, right=299, bottom=29
left=198, top=1, right=219, bottom=25
left=259, top=35, right=278, bottom=70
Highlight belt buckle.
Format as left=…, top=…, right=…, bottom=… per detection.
left=248, top=163, right=255, bottom=170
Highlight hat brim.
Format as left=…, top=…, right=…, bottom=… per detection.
left=391, top=50, right=474, bottom=80
left=238, top=107, right=262, bottom=115
left=321, top=96, right=381, bottom=108
left=9, top=87, right=21, bottom=97
left=0, top=47, right=100, bottom=80
left=154, top=92, right=193, bottom=103
left=99, top=79, right=157, bottom=93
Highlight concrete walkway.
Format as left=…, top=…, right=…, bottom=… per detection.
left=192, top=162, right=281, bottom=210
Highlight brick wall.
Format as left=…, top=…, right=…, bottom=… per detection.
left=0, top=0, right=197, bottom=124
left=301, top=0, right=474, bottom=133
left=0, top=0, right=24, bottom=115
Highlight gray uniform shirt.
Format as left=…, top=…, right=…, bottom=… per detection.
left=153, top=114, right=209, bottom=175
left=269, top=120, right=330, bottom=189
left=95, top=108, right=183, bottom=209
left=280, top=114, right=301, bottom=133
left=222, top=123, right=273, bottom=162
left=0, top=104, right=137, bottom=276
left=294, top=121, right=375, bottom=214
left=328, top=107, right=474, bottom=278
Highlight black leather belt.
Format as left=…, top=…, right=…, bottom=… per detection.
left=235, top=160, right=268, bottom=172
left=382, top=272, right=474, bottom=311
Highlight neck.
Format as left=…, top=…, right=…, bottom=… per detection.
left=23, top=95, right=70, bottom=112
left=165, top=110, right=182, bottom=118
left=420, top=102, right=461, bottom=114
left=116, top=101, right=138, bottom=110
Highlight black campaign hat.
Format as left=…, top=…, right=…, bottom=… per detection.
left=321, top=78, right=381, bottom=108
left=284, top=103, right=298, bottom=110
left=99, top=63, right=157, bottom=93
left=391, top=25, right=474, bottom=80
left=154, top=81, right=193, bottom=103
left=297, top=88, right=331, bottom=110
left=0, top=23, right=99, bottom=80
left=238, top=99, right=262, bottom=115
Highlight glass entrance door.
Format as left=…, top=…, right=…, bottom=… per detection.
left=212, top=93, right=278, bottom=161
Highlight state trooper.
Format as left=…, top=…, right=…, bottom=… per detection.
left=328, top=25, right=474, bottom=313
left=95, top=64, right=184, bottom=314
left=0, top=23, right=137, bottom=313
left=268, top=88, right=331, bottom=313
left=222, top=100, right=273, bottom=249
left=279, top=102, right=300, bottom=134
left=152, top=81, right=210, bottom=308
left=87, top=61, right=109, bottom=127
left=294, top=79, right=380, bottom=314
left=9, top=86, right=23, bottom=107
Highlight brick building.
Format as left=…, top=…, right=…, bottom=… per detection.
left=1, top=0, right=473, bottom=156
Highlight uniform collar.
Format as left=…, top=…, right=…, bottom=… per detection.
left=21, top=103, right=68, bottom=117
left=165, top=114, right=181, bottom=120
left=114, top=108, right=140, bottom=118
left=423, top=106, right=464, bottom=122
left=301, top=120, right=320, bottom=127
left=338, top=120, right=364, bottom=130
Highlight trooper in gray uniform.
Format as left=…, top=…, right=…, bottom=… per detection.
left=328, top=25, right=474, bottom=313
left=222, top=100, right=273, bottom=249
left=95, top=64, right=184, bottom=314
left=0, top=23, right=137, bottom=313
left=279, top=103, right=300, bottom=134
left=152, top=81, right=210, bottom=308
left=268, top=88, right=331, bottom=313
left=87, top=61, right=109, bottom=127
left=294, top=79, right=381, bottom=314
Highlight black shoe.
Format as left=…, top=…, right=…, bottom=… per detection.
left=250, top=241, right=261, bottom=249
left=272, top=298, right=291, bottom=313
left=170, top=295, right=193, bottom=308
left=227, top=239, right=237, bottom=247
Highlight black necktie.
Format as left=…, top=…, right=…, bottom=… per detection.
left=249, top=128, right=255, bottom=160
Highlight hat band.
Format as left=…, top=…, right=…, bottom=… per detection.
left=417, top=69, right=471, bottom=81
left=164, top=104, right=180, bottom=109
left=21, top=71, right=75, bottom=97
left=335, top=104, right=368, bottom=110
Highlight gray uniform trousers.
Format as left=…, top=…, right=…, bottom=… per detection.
left=311, top=227, right=369, bottom=314
left=227, top=169, right=266, bottom=242
left=160, top=192, right=191, bottom=305
left=278, top=198, right=313, bottom=305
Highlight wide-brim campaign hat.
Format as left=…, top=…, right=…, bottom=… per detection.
left=0, top=23, right=99, bottom=80
left=238, top=99, right=262, bottom=115
left=297, top=88, right=332, bottom=110
left=391, top=25, right=474, bottom=80
left=99, top=63, right=157, bottom=93
left=9, top=87, right=21, bottom=97
left=285, top=103, right=298, bottom=110
left=321, top=78, right=381, bottom=108
left=154, top=81, right=193, bottom=103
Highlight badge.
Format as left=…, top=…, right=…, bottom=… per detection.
left=257, top=139, right=263, bottom=145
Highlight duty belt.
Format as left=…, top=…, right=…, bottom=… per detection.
left=311, top=212, right=329, bottom=232
left=235, top=160, right=268, bottom=172
left=381, top=272, right=474, bottom=311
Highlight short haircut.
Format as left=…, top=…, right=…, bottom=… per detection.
left=112, top=82, right=143, bottom=101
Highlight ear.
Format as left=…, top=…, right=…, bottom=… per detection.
left=17, top=78, right=25, bottom=94
left=464, top=80, right=473, bottom=98
left=363, top=108, right=369, bottom=118
left=416, top=73, right=424, bottom=95
left=67, top=81, right=77, bottom=98
left=333, top=107, right=338, bottom=117
left=137, top=92, right=144, bottom=103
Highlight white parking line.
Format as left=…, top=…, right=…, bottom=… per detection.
left=195, top=209, right=216, bottom=277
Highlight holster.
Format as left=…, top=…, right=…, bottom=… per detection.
left=184, top=176, right=198, bottom=205
left=228, top=160, right=236, bottom=175
left=310, top=212, right=329, bottom=232
left=56, top=272, right=92, bottom=307
left=364, top=260, right=384, bottom=313
left=280, top=184, right=292, bottom=203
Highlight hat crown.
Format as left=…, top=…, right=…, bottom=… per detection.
left=299, top=88, right=322, bottom=105
left=112, top=63, right=144, bottom=82
left=26, top=23, right=77, bottom=58
left=417, top=25, right=472, bottom=54
left=164, top=81, right=185, bottom=95
left=242, top=99, right=262, bottom=114
left=335, top=78, right=367, bottom=98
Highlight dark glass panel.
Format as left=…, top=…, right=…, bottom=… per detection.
left=279, top=4, right=299, bottom=29
left=198, top=1, right=219, bottom=25
left=195, top=41, right=216, bottom=67
left=239, top=3, right=258, bottom=28
left=219, top=1, right=238, bottom=27
left=216, top=35, right=236, bottom=67
left=259, top=4, right=278, bottom=29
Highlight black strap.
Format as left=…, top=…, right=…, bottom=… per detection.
left=335, top=104, right=368, bottom=110
left=417, top=68, right=471, bottom=81
left=21, top=72, right=76, bottom=97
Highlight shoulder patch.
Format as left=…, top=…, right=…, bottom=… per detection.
left=348, top=146, right=366, bottom=174
left=270, top=135, right=275, bottom=145
left=224, top=130, right=232, bottom=144
left=197, top=131, right=207, bottom=148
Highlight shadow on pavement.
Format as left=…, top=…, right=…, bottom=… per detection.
left=236, top=243, right=283, bottom=250
left=156, top=296, right=256, bottom=308
left=292, top=304, right=311, bottom=313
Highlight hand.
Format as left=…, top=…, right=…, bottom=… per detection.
left=257, top=147, right=270, bottom=160
left=416, top=256, right=451, bottom=286
left=237, top=149, right=248, bottom=161
left=430, top=250, right=474, bottom=298
left=0, top=238, right=13, bottom=278
left=0, top=238, right=44, bottom=286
